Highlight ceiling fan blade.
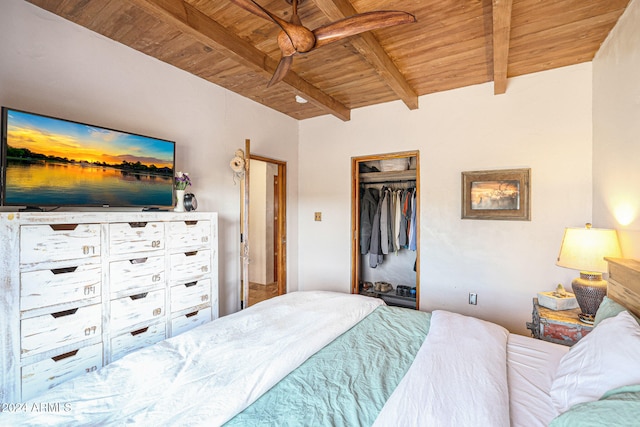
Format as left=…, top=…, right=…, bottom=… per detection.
left=313, top=11, right=416, bottom=49
left=267, top=56, right=294, bottom=87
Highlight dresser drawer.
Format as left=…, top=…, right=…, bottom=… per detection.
left=171, top=309, right=211, bottom=336
left=109, top=222, right=164, bottom=255
left=170, top=279, right=211, bottom=313
left=110, top=289, right=165, bottom=332
left=21, top=304, right=102, bottom=357
left=168, top=220, right=212, bottom=250
left=20, top=263, right=101, bottom=311
left=169, top=250, right=211, bottom=283
left=21, top=343, right=103, bottom=401
left=111, top=322, right=166, bottom=362
left=20, top=224, right=101, bottom=265
left=110, top=255, right=165, bottom=295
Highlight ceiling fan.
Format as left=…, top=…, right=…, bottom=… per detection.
left=229, top=0, right=416, bottom=87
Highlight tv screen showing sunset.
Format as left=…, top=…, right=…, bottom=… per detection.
left=3, top=109, right=175, bottom=207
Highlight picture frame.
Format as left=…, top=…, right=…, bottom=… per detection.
left=461, top=168, right=530, bottom=220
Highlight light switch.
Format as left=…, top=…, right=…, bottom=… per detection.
left=314, top=212, right=322, bottom=221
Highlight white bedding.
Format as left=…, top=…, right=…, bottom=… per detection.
left=507, top=333, right=569, bottom=427
left=1, top=291, right=383, bottom=427
left=1, top=292, right=568, bottom=427
left=373, top=310, right=511, bottom=427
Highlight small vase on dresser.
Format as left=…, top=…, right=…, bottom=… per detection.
left=174, top=189, right=185, bottom=212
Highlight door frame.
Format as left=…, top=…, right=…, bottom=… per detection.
left=351, top=150, right=420, bottom=309
left=241, top=150, right=287, bottom=307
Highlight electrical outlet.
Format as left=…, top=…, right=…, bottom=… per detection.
left=314, top=212, right=322, bottom=221
left=469, top=292, right=477, bottom=305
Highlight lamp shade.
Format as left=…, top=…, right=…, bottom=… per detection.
left=556, top=225, right=622, bottom=273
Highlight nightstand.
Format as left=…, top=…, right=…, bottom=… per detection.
left=526, top=298, right=594, bottom=346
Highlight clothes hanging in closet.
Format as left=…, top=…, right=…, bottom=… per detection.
left=360, top=185, right=416, bottom=268
left=359, top=187, right=379, bottom=255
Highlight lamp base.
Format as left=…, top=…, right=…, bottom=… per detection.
left=571, top=272, right=607, bottom=321
left=578, top=313, right=596, bottom=324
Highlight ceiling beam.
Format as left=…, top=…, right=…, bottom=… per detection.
left=132, top=0, right=350, bottom=121
left=311, top=0, right=419, bottom=110
left=492, top=0, right=513, bottom=95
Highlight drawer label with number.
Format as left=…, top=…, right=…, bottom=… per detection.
left=109, top=255, right=165, bottom=295
left=170, top=279, right=211, bottom=313
left=109, top=222, right=164, bottom=255
left=110, top=289, right=165, bottom=332
left=169, top=250, right=211, bottom=282
left=20, top=224, right=101, bottom=264
left=21, top=304, right=102, bottom=357
left=21, top=263, right=101, bottom=311
left=21, top=343, right=103, bottom=401
left=167, top=220, right=212, bottom=250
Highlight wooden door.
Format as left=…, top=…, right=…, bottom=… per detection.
left=242, top=152, right=287, bottom=308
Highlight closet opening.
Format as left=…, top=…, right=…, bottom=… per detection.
left=351, top=151, right=420, bottom=309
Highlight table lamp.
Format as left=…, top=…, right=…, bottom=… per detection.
left=556, top=223, right=622, bottom=323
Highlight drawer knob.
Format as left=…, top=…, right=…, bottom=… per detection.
left=185, top=311, right=199, bottom=318
left=129, top=258, right=148, bottom=264
left=49, top=224, right=78, bottom=231
left=185, top=220, right=198, bottom=226
left=131, top=327, right=149, bottom=336
left=51, top=308, right=78, bottom=318
left=128, top=222, right=148, bottom=228
left=52, top=349, right=79, bottom=362
left=51, top=266, right=78, bottom=275
left=185, top=251, right=198, bottom=257
left=184, top=281, right=198, bottom=288
left=129, top=292, right=148, bottom=300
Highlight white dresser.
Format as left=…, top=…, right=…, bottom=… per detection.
left=0, top=211, right=218, bottom=402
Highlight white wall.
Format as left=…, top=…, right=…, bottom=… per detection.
left=299, top=64, right=593, bottom=333
left=0, top=0, right=299, bottom=316
left=593, top=0, right=640, bottom=259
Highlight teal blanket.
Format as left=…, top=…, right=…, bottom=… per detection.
left=550, top=385, right=640, bottom=427
left=225, top=306, right=431, bottom=427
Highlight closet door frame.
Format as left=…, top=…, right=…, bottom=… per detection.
left=350, top=150, right=420, bottom=310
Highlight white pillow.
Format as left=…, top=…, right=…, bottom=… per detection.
left=550, top=310, right=640, bottom=414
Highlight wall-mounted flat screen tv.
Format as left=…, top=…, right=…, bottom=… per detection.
left=1, top=107, right=175, bottom=209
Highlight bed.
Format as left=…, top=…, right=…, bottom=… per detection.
left=2, top=261, right=640, bottom=426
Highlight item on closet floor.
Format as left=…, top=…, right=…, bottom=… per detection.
left=396, top=285, right=412, bottom=297
left=375, top=282, right=394, bottom=293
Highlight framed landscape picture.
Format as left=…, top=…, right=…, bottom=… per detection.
left=461, top=168, right=531, bottom=220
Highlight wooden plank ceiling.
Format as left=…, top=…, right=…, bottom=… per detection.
left=27, top=0, right=630, bottom=121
